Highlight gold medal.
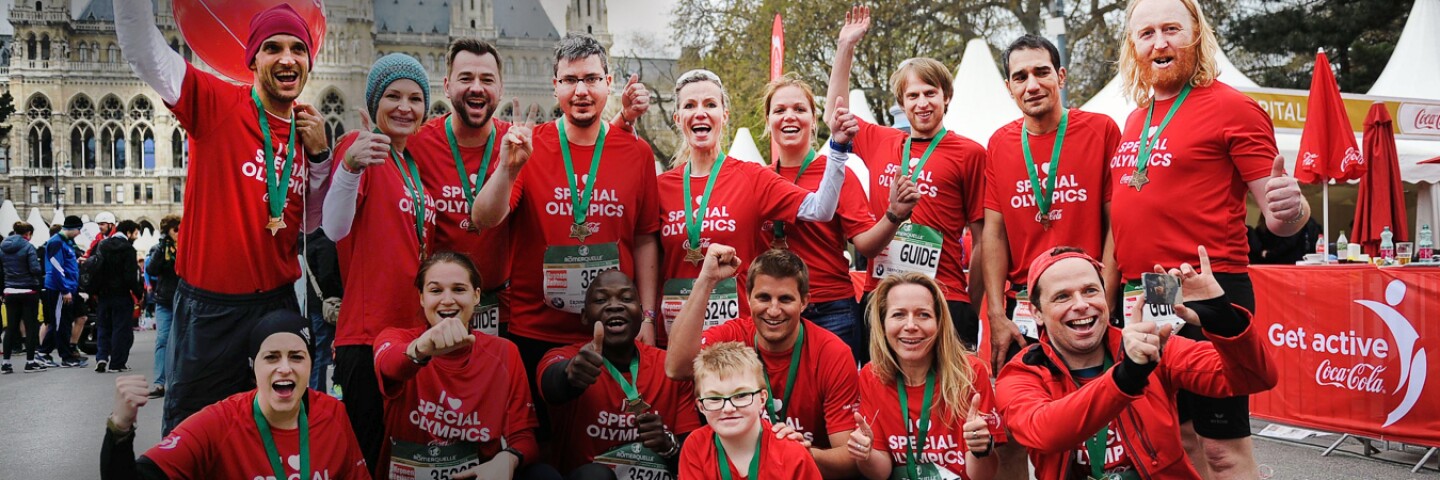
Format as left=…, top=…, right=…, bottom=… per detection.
left=771, top=236, right=789, bottom=250
left=623, top=397, right=653, bottom=416
left=1128, top=169, right=1149, bottom=191
left=570, top=223, right=592, bottom=242
left=266, top=216, right=286, bottom=236
left=1038, top=215, right=1052, bottom=229
left=685, top=248, right=704, bottom=265
left=464, top=221, right=479, bottom=233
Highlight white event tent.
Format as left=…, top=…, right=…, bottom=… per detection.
left=944, top=38, right=1022, bottom=144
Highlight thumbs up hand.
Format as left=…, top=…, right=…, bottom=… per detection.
left=1264, top=154, right=1307, bottom=225
left=619, top=74, right=651, bottom=124
left=343, top=109, right=391, bottom=173
left=566, top=320, right=607, bottom=389
left=846, top=411, right=876, bottom=460
left=828, top=96, right=858, bottom=145
left=962, top=394, right=993, bottom=455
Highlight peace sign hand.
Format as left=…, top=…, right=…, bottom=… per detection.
left=343, top=109, right=390, bottom=172
left=499, top=99, right=539, bottom=175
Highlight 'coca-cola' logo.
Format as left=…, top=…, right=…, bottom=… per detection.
left=1415, top=109, right=1440, bottom=130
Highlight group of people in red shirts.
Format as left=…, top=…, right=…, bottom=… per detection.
left=96, top=0, right=1308, bottom=478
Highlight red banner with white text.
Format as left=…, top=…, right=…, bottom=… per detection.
left=1250, top=265, right=1440, bottom=447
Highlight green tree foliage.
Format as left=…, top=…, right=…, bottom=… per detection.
left=1223, top=0, right=1410, bottom=93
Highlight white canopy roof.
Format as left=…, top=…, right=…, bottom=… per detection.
left=25, top=208, right=48, bottom=247
left=849, top=88, right=878, bottom=125
left=728, top=127, right=765, bottom=164
left=944, top=38, right=1022, bottom=144
left=1368, top=0, right=1440, bottom=100
left=0, top=201, right=20, bottom=236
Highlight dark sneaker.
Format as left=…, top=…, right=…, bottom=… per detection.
left=148, top=385, right=165, bottom=398
left=1, top=363, right=12, bottom=374
left=62, top=357, right=89, bottom=368
left=39, top=356, right=60, bottom=368
left=24, top=361, right=47, bottom=373
left=95, top=360, right=108, bottom=373
left=109, top=366, right=132, bottom=373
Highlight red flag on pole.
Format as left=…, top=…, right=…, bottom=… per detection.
left=1296, top=50, right=1365, bottom=184
left=770, top=14, right=784, bottom=81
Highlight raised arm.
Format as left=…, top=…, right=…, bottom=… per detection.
left=114, top=0, right=187, bottom=105
left=824, top=6, right=870, bottom=126
left=663, top=244, right=740, bottom=380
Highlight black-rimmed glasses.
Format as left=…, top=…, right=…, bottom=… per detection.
left=696, top=389, right=764, bottom=412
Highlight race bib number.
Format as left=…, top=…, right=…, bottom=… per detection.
left=1012, top=289, right=1038, bottom=339
left=887, top=462, right=961, bottom=480
left=469, top=290, right=500, bottom=336
left=661, top=277, right=740, bottom=334
left=594, top=442, right=675, bottom=480
left=388, top=439, right=480, bottom=480
left=873, top=223, right=943, bottom=279
left=543, top=242, right=621, bottom=313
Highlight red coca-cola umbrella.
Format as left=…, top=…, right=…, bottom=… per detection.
left=1296, top=49, right=1363, bottom=245
left=1352, top=102, right=1409, bottom=254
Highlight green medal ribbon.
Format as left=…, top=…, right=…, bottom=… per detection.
left=715, top=430, right=762, bottom=480
left=389, top=145, right=427, bottom=257
left=1134, top=84, right=1192, bottom=182
left=772, top=150, right=817, bottom=241
left=901, top=128, right=947, bottom=182
left=1021, top=111, right=1069, bottom=221
left=253, top=395, right=309, bottom=480
left=755, top=321, right=805, bottom=423
left=446, top=117, right=496, bottom=209
left=896, top=369, right=936, bottom=480
left=559, top=121, right=609, bottom=233
left=252, top=89, right=297, bottom=220
left=683, top=152, right=727, bottom=252
left=602, top=354, right=642, bottom=403
left=1074, top=353, right=1114, bottom=480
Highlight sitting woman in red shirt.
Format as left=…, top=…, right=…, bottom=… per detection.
left=849, top=272, right=1003, bottom=480
left=100, top=310, right=369, bottom=480
left=373, top=251, right=560, bottom=480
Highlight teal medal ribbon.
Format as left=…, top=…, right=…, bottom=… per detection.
left=252, top=89, right=297, bottom=235
left=602, top=353, right=652, bottom=414
left=897, top=369, right=937, bottom=480
left=389, top=145, right=427, bottom=259
left=901, top=128, right=947, bottom=182
left=1022, top=111, right=1069, bottom=228
left=756, top=321, right=805, bottom=423
left=446, top=117, right=496, bottom=212
left=1075, top=353, right=1114, bottom=479
left=715, top=430, right=762, bottom=480
left=559, top=121, right=609, bottom=242
left=683, top=152, right=726, bottom=265
left=1131, top=84, right=1192, bottom=191
left=771, top=150, right=817, bottom=247
left=253, top=395, right=309, bottom=480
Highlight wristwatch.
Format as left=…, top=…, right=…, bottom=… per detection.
left=658, top=430, right=680, bottom=457
left=405, top=343, right=431, bottom=366
left=307, top=148, right=331, bottom=164
left=885, top=210, right=911, bottom=224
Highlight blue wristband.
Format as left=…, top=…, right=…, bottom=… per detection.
left=828, top=139, right=852, bottom=153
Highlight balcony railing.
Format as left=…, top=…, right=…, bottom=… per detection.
left=7, top=166, right=187, bottom=177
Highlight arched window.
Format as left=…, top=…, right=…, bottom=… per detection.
left=40, top=33, right=49, bottom=60
left=100, top=95, right=123, bottom=121
left=132, top=125, right=156, bottom=170
left=25, top=33, right=36, bottom=60
left=101, top=123, right=125, bottom=169
left=26, top=94, right=51, bottom=120
left=77, top=42, right=90, bottom=62
left=69, top=94, right=95, bottom=120
left=130, top=96, right=154, bottom=121
left=28, top=123, right=53, bottom=169
left=321, top=90, right=347, bottom=147
left=70, top=122, right=97, bottom=170
left=171, top=128, right=188, bottom=168
left=107, top=43, right=119, bottom=63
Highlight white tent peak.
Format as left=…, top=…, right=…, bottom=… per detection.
left=25, top=208, right=49, bottom=247
left=1368, top=0, right=1440, bottom=100
left=728, top=128, right=765, bottom=164
left=944, top=38, right=1021, bottom=143
left=849, top=88, right=878, bottom=125
left=0, top=201, right=20, bottom=236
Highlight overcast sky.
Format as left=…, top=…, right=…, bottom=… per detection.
left=3, top=0, right=679, bottom=57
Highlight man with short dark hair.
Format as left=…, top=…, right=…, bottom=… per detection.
left=2, top=221, right=45, bottom=373
left=94, top=219, right=145, bottom=373
left=39, top=215, right=87, bottom=368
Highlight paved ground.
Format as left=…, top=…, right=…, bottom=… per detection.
left=1, top=329, right=1436, bottom=479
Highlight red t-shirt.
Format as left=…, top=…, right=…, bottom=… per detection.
left=506, top=122, right=661, bottom=344
left=1109, top=81, right=1276, bottom=279
left=537, top=341, right=703, bottom=472
left=762, top=156, right=876, bottom=303
left=331, top=134, right=438, bottom=347
left=677, top=423, right=823, bottom=480
left=143, top=390, right=368, bottom=480
left=657, top=158, right=810, bottom=341
left=699, top=318, right=860, bottom=447
left=858, top=358, right=1006, bottom=480
left=373, top=327, right=540, bottom=476
left=1069, top=372, right=1136, bottom=477
left=410, top=115, right=514, bottom=294
left=852, top=120, right=987, bottom=301
left=985, top=109, right=1119, bottom=285
left=166, top=64, right=317, bottom=294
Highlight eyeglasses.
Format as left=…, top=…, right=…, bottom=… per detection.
left=696, top=389, right=764, bottom=412
left=556, top=75, right=607, bottom=87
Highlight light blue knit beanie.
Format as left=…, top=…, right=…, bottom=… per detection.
left=366, top=53, right=430, bottom=121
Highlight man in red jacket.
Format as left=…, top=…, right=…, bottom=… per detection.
left=995, top=246, right=1276, bottom=479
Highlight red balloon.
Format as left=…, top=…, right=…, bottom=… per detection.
left=173, top=0, right=328, bottom=83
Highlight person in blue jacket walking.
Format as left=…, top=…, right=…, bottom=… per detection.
left=38, top=215, right=88, bottom=368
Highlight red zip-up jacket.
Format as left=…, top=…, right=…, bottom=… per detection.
left=995, top=302, right=1277, bottom=479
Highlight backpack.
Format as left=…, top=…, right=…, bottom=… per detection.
left=80, top=245, right=105, bottom=294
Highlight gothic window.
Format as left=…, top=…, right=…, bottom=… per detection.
left=107, top=43, right=119, bottom=63
left=76, top=42, right=88, bottom=62
left=321, top=90, right=346, bottom=147
left=171, top=128, right=188, bottom=168
left=28, top=123, right=53, bottom=169
left=100, top=95, right=123, bottom=121
left=40, top=33, right=49, bottom=60
left=69, top=95, right=95, bottom=120
left=26, top=33, right=35, bottom=60
left=27, top=94, right=51, bottom=119
left=429, top=102, right=449, bottom=117
left=101, top=123, right=125, bottom=169
left=132, top=124, right=156, bottom=170
left=70, top=122, right=97, bottom=170
left=130, top=96, right=154, bottom=121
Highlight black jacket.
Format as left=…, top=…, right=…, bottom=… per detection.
left=145, top=236, right=179, bottom=307
left=1, top=234, right=43, bottom=290
left=302, top=229, right=344, bottom=318
left=96, top=234, right=145, bottom=301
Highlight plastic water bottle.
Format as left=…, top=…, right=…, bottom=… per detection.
left=1315, top=233, right=1327, bottom=260
left=1336, top=231, right=1349, bottom=260
left=1419, top=224, right=1433, bottom=261
left=1380, top=226, right=1395, bottom=262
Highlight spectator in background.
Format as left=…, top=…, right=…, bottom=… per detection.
left=1249, top=217, right=1320, bottom=265
left=3, top=222, right=46, bottom=373
left=146, top=214, right=181, bottom=398
left=302, top=228, right=342, bottom=393
left=94, top=220, right=145, bottom=373
left=39, top=216, right=87, bottom=368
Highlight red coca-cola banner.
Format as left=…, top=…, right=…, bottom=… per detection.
left=1250, top=265, right=1440, bottom=447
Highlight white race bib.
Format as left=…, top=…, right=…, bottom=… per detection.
left=388, top=439, right=480, bottom=480
left=661, top=277, right=740, bottom=334
left=873, top=223, right=944, bottom=279
left=470, top=290, right=500, bottom=336
left=542, top=242, right=622, bottom=314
